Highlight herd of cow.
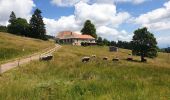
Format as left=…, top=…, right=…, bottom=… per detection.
left=39, top=54, right=146, bottom=63
left=81, top=55, right=137, bottom=63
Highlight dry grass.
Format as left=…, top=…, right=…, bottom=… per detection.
left=0, top=32, right=55, bottom=63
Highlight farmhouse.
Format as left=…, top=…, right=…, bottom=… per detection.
left=56, top=31, right=96, bottom=45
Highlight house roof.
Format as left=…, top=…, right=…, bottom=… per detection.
left=76, top=34, right=95, bottom=39
left=56, top=31, right=95, bottom=39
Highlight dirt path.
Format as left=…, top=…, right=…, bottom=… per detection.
left=0, top=44, right=61, bottom=74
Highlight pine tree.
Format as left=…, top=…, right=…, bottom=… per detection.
left=8, top=11, right=17, bottom=34
left=9, top=11, right=16, bottom=24
left=29, top=9, right=46, bottom=40
left=81, top=20, right=97, bottom=39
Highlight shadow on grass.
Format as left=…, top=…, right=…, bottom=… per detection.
left=122, top=59, right=147, bottom=63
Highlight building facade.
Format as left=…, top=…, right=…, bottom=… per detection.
left=56, top=31, right=96, bottom=46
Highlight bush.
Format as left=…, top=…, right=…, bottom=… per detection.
left=0, top=25, right=7, bottom=32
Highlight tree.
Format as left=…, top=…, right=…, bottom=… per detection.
left=0, top=25, right=7, bottom=32
left=110, top=41, right=117, bottom=46
left=9, top=11, right=16, bottom=24
left=96, top=36, right=103, bottom=46
left=81, top=20, right=97, bottom=39
left=103, top=38, right=110, bottom=46
left=8, top=18, right=29, bottom=35
left=132, top=27, right=158, bottom=62
left=8, top=11, right=17, bottom=34
left=29, top=8, right=46, bottom=40
left=116, top=40, right=132, bottom=50
left=165, top=47, right=170, bottom=53
left=15, top=18, right=29, bottom=36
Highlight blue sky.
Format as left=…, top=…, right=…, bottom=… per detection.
left=33, top=0, right=166, bottom=19
left=0, top=0, right=170, bottom=47
left=33, top=0, right=75, bottom=19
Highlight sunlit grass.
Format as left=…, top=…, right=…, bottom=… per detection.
left=0, top=45, right=170, bottom=99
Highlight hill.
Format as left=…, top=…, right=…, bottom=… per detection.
left=0, top=32, right=54, bottom=63
left=0, top=45, right=170, bottom=99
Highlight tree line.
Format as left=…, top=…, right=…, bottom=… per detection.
left=96, top=37, right=132, bottom=49
left=160, top=47, right=170, bottom=53
left=0, top=9, right=47, bottom=40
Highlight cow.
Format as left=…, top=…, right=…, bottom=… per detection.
left=127, top=57, right=133, bottom=61
left=40, top=54, right=53, bottom=61
left=112, top=57, right=119, bottom=61
left=91, top=55, right=96, bottom=58
left=103, top=57, right=108, bottom=60
left=142, top=58, right=147, bottom=62
left=82, top=57, right=90, bottom=62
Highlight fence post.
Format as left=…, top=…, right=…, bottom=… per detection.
left=0, top=64, right=2, bottom=76
left=18, top=58, right=20, bottom=67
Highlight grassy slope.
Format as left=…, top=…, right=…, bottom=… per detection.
left=0, top=32, right=54, bottom=63
left=0, top=45, right=170, bottom=99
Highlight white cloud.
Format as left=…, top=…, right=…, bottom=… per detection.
left=50, top=0, right=147, bottom=7
left=74, top=2, right=117, bottom=26
left=97, top=26, right=132, bottom=41
left=74, top=1, right=131, bottom=39
left=96, top=0, right=148, bottom=4
left=90, top=0, right=114, bottom=4
left=44, top=15, right=81, bottom=36
left=143, top=22, right=170, bottom=31
left=115, top=0, right=147, bottom=4
left=0, top=0, right=35, bottom=25
left=74, top=2, right=130, bottom=27
left=135, top=1, right=170, bottom=31
left=51, top=0, right=89, bottom=7
left=157, top=35, right=170, bottom=47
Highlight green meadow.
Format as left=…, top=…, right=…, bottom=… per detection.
left=0, top=32, right=54, bottom=63
left=0, top=45, right=170, bottom=100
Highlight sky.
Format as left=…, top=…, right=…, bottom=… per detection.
left=0, top=0, right=170, bottom=48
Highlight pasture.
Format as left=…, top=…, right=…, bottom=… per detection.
left=0, top=45, right=170, bottom=100
left=0, top=32, right=54, bottom=63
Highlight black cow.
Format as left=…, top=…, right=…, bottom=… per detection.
left=142, top=58, right=147, bottom=62
left=40, top=55, right=53, bottom=61
left=103, top=57, right=108, bottom=60
left=127, top=57, right=133, bottom=61
left=82, top=57, right=90, bottom=62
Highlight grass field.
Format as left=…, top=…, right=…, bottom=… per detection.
left=0, top=45, right=170, bottom=100
left=0, top=32, right=54, bottom=63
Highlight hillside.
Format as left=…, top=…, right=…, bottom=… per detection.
left=0, top=32, right=54, bottom=63
left=0, top=45, right=170, bottom=99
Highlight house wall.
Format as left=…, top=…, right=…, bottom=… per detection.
left=73, top=39, right=95, bottom=45
left=57, top=38, right=95, bottom=46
